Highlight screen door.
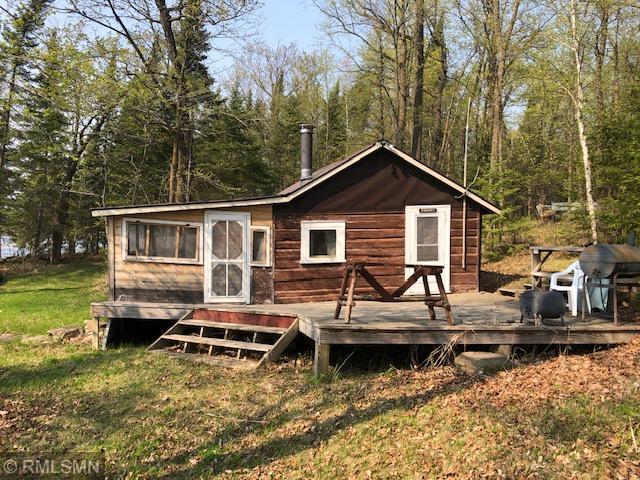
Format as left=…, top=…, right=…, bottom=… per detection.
left=404, top=205, right=451, bottom=294
left=204, top=212, right=250, bottom=303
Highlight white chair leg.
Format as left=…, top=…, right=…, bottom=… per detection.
left=569, top=289, right=578, bottom=316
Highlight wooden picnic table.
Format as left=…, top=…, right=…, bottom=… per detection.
left=530, top=245, right=584, bottom=289
left=334, top=261, right=454, bottom=325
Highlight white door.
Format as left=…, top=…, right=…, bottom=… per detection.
left=404, top=205, right=451, bottom=294
left=204, top=211, right=250, bottom=303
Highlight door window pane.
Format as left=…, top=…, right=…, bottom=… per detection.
left=417, top=217, right=438, bottom=244
left=149, top=225, right=177, bottom=257
left=252, top=230, right=267, bottom=264
left=310, top=230, right=337, bottom=257
left=228, top=221, right=243, bottom=259
left=127, top=223, right=146, bottom=256
left=228, top=264, right=243, bottom=296
left=177, top=227, right=197, bottom=259
left=417, top=245, right=439, bottom=262
left=212, top=264, right=227, bottom=296
left=212, top=221, right=227, bottom=259
left=416, top=216, right=439, bottom=262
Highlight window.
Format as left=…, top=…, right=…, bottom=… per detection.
left=250, top=226, right=271, bottom=267
left=416, top=216, right=439, bottom=262
left=122, top=218, right=201, bottom=264
left=301, top=221, right=345, bottom=264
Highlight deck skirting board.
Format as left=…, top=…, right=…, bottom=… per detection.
left=311, top=326, right=639, bottom=345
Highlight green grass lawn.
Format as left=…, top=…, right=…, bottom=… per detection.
left=0, top=258, right=106, bottom=335
left=1, top=258, right=639, bottom=478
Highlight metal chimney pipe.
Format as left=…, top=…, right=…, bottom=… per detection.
left=300, top=123, right=314, bottom=181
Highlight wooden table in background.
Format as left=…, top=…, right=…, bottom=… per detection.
left=530, top=245, right=584, bottom=289
left=334, top=261, right=454, bottom=325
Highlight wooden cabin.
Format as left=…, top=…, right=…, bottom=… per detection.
left=92, top=133, right=501, bottom=306
left=91, top=128, right=640, bottom=374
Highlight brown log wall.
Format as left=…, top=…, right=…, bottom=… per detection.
left=273, top=204, right=481, bottom=304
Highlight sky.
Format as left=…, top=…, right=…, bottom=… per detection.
left=36, top=0, right=329, bottom=77
left=259, top=1, right=324, bottom=51
left=211, top=0, right=328, bottom=75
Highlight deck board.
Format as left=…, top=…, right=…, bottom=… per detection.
left=91, top=293, right=640, bottom=346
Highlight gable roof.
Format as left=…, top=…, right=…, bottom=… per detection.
left=91, top=141, right=501, bottom=217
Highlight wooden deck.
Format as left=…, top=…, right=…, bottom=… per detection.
left=91, top=292, right=640, bottom=352
left=92, top=292, right=640, bottom=375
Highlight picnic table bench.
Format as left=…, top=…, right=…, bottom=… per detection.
left=530, top=245, right=584, bottom=289
left=334, top=261, right=454, bottom=325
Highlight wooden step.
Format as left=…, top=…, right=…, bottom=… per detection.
left=162, top=334, right=273, bottom=352
left=148, top=309, right=300, bottom=369
left=151, top=350, right=258, bottom=369
left=178, top=319, right=287, bottom=335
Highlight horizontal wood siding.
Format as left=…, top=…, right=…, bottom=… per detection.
left=111, top=206, right=273, bottom=303
left=273, top=212, right=403, bottom=303
left=273, top=204, right=481, bottom=303
left=450, top=204, right=481, bottom=293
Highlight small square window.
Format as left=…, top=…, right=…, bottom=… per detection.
left=250, top=227, right=271, bottom=266
left=301, top=221, right=345, bottom=264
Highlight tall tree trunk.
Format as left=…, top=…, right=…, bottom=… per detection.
left=395, top=14, right=409, bottom=149
left=430, top=11, right=447, bottom=167
left=377, top=31, right=386, bottom=138
left=569, top=0, right=598, bottom=243
left=482, top=0, right=521, bottom=173
left=34, top=204, right=43, bottom=255
left=0, top=64, right=19, bottom=173
left=50, top=161, right=79, bottom=262
left=410, top=0, right=425, bottom=160
left=594, top=4, right=609, bottom=111
left=168, top=97, right=190, bottom=203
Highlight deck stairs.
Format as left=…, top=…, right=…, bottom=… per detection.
left=147, top=309, right=299, bottom=369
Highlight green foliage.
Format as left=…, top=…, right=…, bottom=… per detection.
left=0, top=1, right=639, bottom=257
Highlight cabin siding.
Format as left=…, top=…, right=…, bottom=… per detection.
left=272, top=203, right=481, bottom=303
left=103, top=149, right=489, bottom=305
left=271, top=150, right=484, bottom=303
left=110, top=206, right=273, bottom=303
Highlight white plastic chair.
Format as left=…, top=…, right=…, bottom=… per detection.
left=550, top=261, right=591, bottom=317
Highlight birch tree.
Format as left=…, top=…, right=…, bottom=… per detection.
left=568, top=0, right=598, bottom=243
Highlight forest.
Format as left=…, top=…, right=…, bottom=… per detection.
left=0, top=0, right=638, bottom=261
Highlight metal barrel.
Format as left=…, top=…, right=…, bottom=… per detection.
left=579, top=244, right=640, bottom=278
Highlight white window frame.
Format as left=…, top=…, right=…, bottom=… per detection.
left=300, top=220, right=346, bottom=264
left=250, top=226, right=272, bottom=267
left=121, top=217, right=204, bottom=265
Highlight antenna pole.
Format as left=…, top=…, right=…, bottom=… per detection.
left=462, top=97, right=471, bottom=270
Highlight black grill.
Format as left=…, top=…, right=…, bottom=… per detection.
left=579, top=244, right=640, bottom=278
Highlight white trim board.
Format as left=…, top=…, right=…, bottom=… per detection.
left=92, top=143, right=501, bottom=217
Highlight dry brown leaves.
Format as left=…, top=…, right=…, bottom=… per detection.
left=448, top=339, right=640, bottom=411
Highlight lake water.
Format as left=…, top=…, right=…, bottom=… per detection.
left=0, top=236, right=25, bottom=258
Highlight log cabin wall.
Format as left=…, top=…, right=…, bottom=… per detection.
left=109, top=205, right=273, bottom=303
left=272, top=149, right=483, bottom=303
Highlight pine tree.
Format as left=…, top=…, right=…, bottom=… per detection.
left=0, top=0, right=52, bottom=232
